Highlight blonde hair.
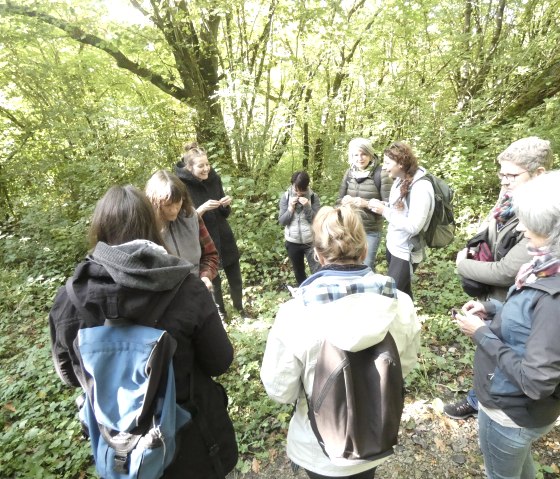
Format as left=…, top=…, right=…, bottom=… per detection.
left=181, top=141, right=207, bottom=169
left=347, top=138, right=377, bottom=166
left=312, top=206, right=367, bottom=264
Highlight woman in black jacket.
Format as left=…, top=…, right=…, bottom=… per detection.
left=49, top=185, right=238, bottom=478
left=175, top=142, right=244, bottom=320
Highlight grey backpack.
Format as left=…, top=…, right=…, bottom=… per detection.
left=307, top=332, right=404, bottom=462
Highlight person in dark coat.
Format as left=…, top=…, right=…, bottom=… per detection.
left=49, top=185, right=238, bottom=478
left=175, top=142, right=244, bottom=320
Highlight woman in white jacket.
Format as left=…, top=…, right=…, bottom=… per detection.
left=369, top=142, right=434, bottom=300
left=261, top=205, right=420, bottom=479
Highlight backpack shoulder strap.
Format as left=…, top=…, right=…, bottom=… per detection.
left=404, top=174, right=429, bottom=206
left=373, top=164, right=382, bottom=192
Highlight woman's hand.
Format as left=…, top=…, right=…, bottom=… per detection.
left=368, top=198, right=385, bottom=215
left=288, top=196, right=299, bottom=212
left=220, top=195, right=232, bottom=207
left=352, top=197, right=367, bottom=208
left=462, top=300, right=488, bottom=320
left=197, top=199, right=222, bottom=215
left=341, top=195, right=353, bottom=206
left=455, top=311, right=485, bottom=338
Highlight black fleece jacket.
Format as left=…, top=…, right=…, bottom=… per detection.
left=49, top=240, right=238, bottom=478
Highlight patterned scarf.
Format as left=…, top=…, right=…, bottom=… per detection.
left=492, top=193, right=515, bottom=231
left=351, top=164, right=374, bottom=183
left=515, top=247, right=560, bottom=289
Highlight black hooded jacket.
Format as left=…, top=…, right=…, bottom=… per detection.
left=49, top=240, right=238, bottom=478
left=175, top=163, right=240, bottom=267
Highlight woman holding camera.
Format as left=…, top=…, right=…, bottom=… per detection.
left=279, top=171, right=321, bottom=286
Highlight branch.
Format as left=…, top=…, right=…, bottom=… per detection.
left=0, top=105, right=27, bottom=130
left=497, top=57, right=560, bottom=123
left=0, top=2, right=188, bottom=102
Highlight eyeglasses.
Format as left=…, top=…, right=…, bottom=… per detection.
left=497, top=170, right=528, bottom=182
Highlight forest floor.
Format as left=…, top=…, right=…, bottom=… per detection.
left=227, top=398, right=560, bottom=479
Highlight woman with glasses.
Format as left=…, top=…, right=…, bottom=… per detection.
left=444, top=137, right=552, bottom=421
left=455, top=137, right=552, bottom=303
left=454, top=170, right=560, bottom=479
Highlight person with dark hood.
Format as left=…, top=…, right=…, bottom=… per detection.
left=49, top=185, right=238, bottom=478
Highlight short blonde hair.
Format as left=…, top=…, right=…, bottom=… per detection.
left=497, top=137, right=553, bottom=173
left=347, top=138, right=377, bottom=166
left=312, top=206, right=366, bottom=264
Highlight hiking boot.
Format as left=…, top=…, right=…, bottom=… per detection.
left=443, top=398, right=477, bottom=420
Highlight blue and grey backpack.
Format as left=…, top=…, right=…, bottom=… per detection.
left=66, top=278, right=191, bottom=479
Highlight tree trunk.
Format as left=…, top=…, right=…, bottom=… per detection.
left=498, top=57, right=560, bottom=122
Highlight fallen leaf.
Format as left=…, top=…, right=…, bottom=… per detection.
left=434, top=437, right=446, bottom=451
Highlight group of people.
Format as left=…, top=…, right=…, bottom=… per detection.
left=280, top=138, right=434, bottom=301
left=273, top=136, right=560, bottom=479
left=48, top=135, right=560, bottom=479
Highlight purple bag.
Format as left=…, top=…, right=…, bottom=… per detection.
left=461, top=229, right=494, bottom=297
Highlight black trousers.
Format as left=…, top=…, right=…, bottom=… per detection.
left=386, top=251, right=416, bottom=300
left=305, top=467, right=377, bottom=479
left=212, top=260, right=243, bottom=313
left=285, top=240, right=318, bottom=286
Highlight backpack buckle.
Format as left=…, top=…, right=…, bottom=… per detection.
left=113, top=453, right=129, bottom=474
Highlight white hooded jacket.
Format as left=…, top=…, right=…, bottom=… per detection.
left=260, top=266, right=420, bottom=476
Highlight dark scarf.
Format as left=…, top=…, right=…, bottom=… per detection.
left=515, top=247, right=560, bottom=289
left=492, top=193, right=515, bottom=231
left=319, top=264, right=369, bottom=273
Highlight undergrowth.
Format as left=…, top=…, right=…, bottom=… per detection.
left=1, top=202, right=477, bottom=477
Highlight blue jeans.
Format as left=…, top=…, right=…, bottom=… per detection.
left=364, top=232, right=381, bottom=271
left=478, top=409, right=554, bottom=479
left=467, top=388, right=479, bottom=410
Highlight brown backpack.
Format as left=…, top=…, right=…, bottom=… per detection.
left=307, top=332, right=404, bottom=462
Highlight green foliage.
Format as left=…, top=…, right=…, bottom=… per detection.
left=225, top=177, right=292, bottom=289
left=2, top=0, right=560, bottom=475
left=0, top=268, right=94, bottom=478
left=222, top=314, right=293, bottom=471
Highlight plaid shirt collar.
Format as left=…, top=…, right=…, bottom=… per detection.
left=296, top=267, right=397, bottom=306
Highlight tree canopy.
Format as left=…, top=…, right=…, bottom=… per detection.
left=1, top=1, right=560, bottom=476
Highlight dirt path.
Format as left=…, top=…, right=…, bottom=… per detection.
left=228, top=399, right=560, bottom=478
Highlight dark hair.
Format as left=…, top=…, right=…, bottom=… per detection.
left=182, top=141, right=207, bottom=169
left=291, top=171, right=310, bottom=191
left=88, top=185, right=166, bottom=248
left=145, top=170, right=195, bottom=218
left=384, top=142, right=419, bottom=208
